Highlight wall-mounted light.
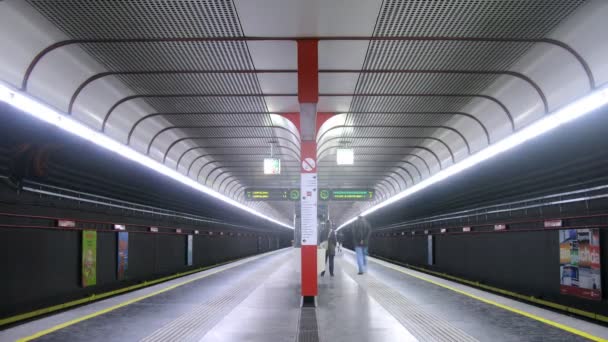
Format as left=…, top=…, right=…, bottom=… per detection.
left=0, top=83, right=293, bottom=229
left=337, top=84, right=608, bottom=230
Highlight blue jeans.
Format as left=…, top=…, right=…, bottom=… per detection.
left=355, top=246, right=367, bottom=273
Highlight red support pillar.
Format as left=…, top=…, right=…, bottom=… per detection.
left=297, top=40, right=319, bottom=104
left=300, top=141, right=318, bottom=298
left=294, top=40, right=335, bottom=303
left=297, top=40, right=319, bottom=302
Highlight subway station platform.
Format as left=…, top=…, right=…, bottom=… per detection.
left=2, top=248, right=607, bottom=342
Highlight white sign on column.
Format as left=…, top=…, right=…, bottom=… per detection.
left=301, top=173, right=317, bottom=245
left=300, top=142, right=318, bottom=246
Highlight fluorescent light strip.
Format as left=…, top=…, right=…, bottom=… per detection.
left=0, top=83, right=293, bottom=229
left=337, top=85, right=608, bottom=230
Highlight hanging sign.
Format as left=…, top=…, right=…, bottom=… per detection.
left=264, top=158, right=281, bottom=174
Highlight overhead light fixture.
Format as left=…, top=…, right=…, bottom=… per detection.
left=336, top=148, right=354, bottom=165
left=264, top=142, right=281, bottom=174
left=264, top=158, right=281, bottom=175
left=0, top=83, right=293, bottom=229
left=337, top=85, right=608, bottom=230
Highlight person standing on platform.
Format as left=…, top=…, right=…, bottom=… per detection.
left=320, top=222, right=337, bottom=277
left=353, top=216, right=372, bottom=275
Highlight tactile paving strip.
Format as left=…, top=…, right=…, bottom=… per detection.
left=342, top=260, right=478, bottom=342
left=140, top=254, right=288, bottom=342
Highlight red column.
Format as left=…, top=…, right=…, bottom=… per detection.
left=300, top=141, right=317, bottom=297
left=297, top=40, right=318, bottom=104
left=295, top=40, right=335, bottom=301
left=298, top=40, right=319, bottom=300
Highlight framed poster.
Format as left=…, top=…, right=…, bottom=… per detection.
left=187, top=235, right=193, bottom=266
left=117, top=232, right=129, bottom=280
left=82, top=230, right=97, bottom=287
left=559, top=228, right=601, bottom=300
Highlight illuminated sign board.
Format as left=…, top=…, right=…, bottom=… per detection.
left=330, top=189, right=374, bottom=201
left=263, top=158, right=281, bottom=175
left=244, top=188, right=373, bottom=201
left=245, top=188, right=289, bottom=201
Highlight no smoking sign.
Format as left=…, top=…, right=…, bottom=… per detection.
left=301, top=157, right=316, bottom=172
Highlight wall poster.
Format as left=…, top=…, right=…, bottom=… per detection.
left=117, top=231, right=129, bottom=280
left=187, top=235, right=193, bottom=266
left=81, top=230, right=97, bottom=287
left=559, top=228, right=601, bottom=300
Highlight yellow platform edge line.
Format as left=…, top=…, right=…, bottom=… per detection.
left=11, top=249, right=283, bottom=342
left=0, top=256, right=249, bottom=327
left=369, top=255, right=607, bottom=342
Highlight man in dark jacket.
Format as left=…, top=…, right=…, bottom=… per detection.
left=320, top=226, right=337, bottom=277
left=352, top=216, right=372, bottom=274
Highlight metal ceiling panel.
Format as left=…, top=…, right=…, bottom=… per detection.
left=27, top=1, right=244, bottom=38
left=233, top=0, right=383, bottom=36
left=142, top=96, right=268, bottom=115
left=375, top=0, right=585, bottom=38
left=116, top=73, right=264, bottom=95
left=264, top=96, right=300, bottom=112
left=318, top=41, right=370, bottom=70
left=156, top=114, right=271, bottom=126
left=247, top=41, right=297, bottom=69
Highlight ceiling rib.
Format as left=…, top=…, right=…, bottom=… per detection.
left=68, top=68, right=548, bottom=116
left=163, top=136, right=300, bottom=163
left=20, top=36, right=594, bottom=92
left=146, top=125, right=300, bottom=154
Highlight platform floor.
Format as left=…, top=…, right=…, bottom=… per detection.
left=2, top=248, right=607, bottom=342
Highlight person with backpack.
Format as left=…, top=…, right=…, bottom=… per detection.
left=320, top=222, right=337, bottom=277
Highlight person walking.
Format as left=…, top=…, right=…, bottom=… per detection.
left=352, top=216, right=372, bottom=274
left=320, top=226, right=337, bottom=277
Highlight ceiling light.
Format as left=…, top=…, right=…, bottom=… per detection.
left=337, top=148, right=354, bottom=165
left=337, top=85, right=608, bottom=230
left=0, top=83, right=293, bottom=229
left=263, top=158, right=281, bottom=175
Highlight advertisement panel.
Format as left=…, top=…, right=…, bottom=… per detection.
left=117, top=232, right=129, bottom=280
left=559, top=228, right=602, bottom=300
left=81, top=230, right=97, bottom=287
left=187, top=235, right=193, bottom=266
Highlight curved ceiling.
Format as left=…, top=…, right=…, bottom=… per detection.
left=0, top=0, right=607, bottom=226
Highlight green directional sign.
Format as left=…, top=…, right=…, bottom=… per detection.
left=244, top=188, right=288, bottom=201
left=331, top=189, right=374, bottom=201
left=244, top=188, right=373, bottom=201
